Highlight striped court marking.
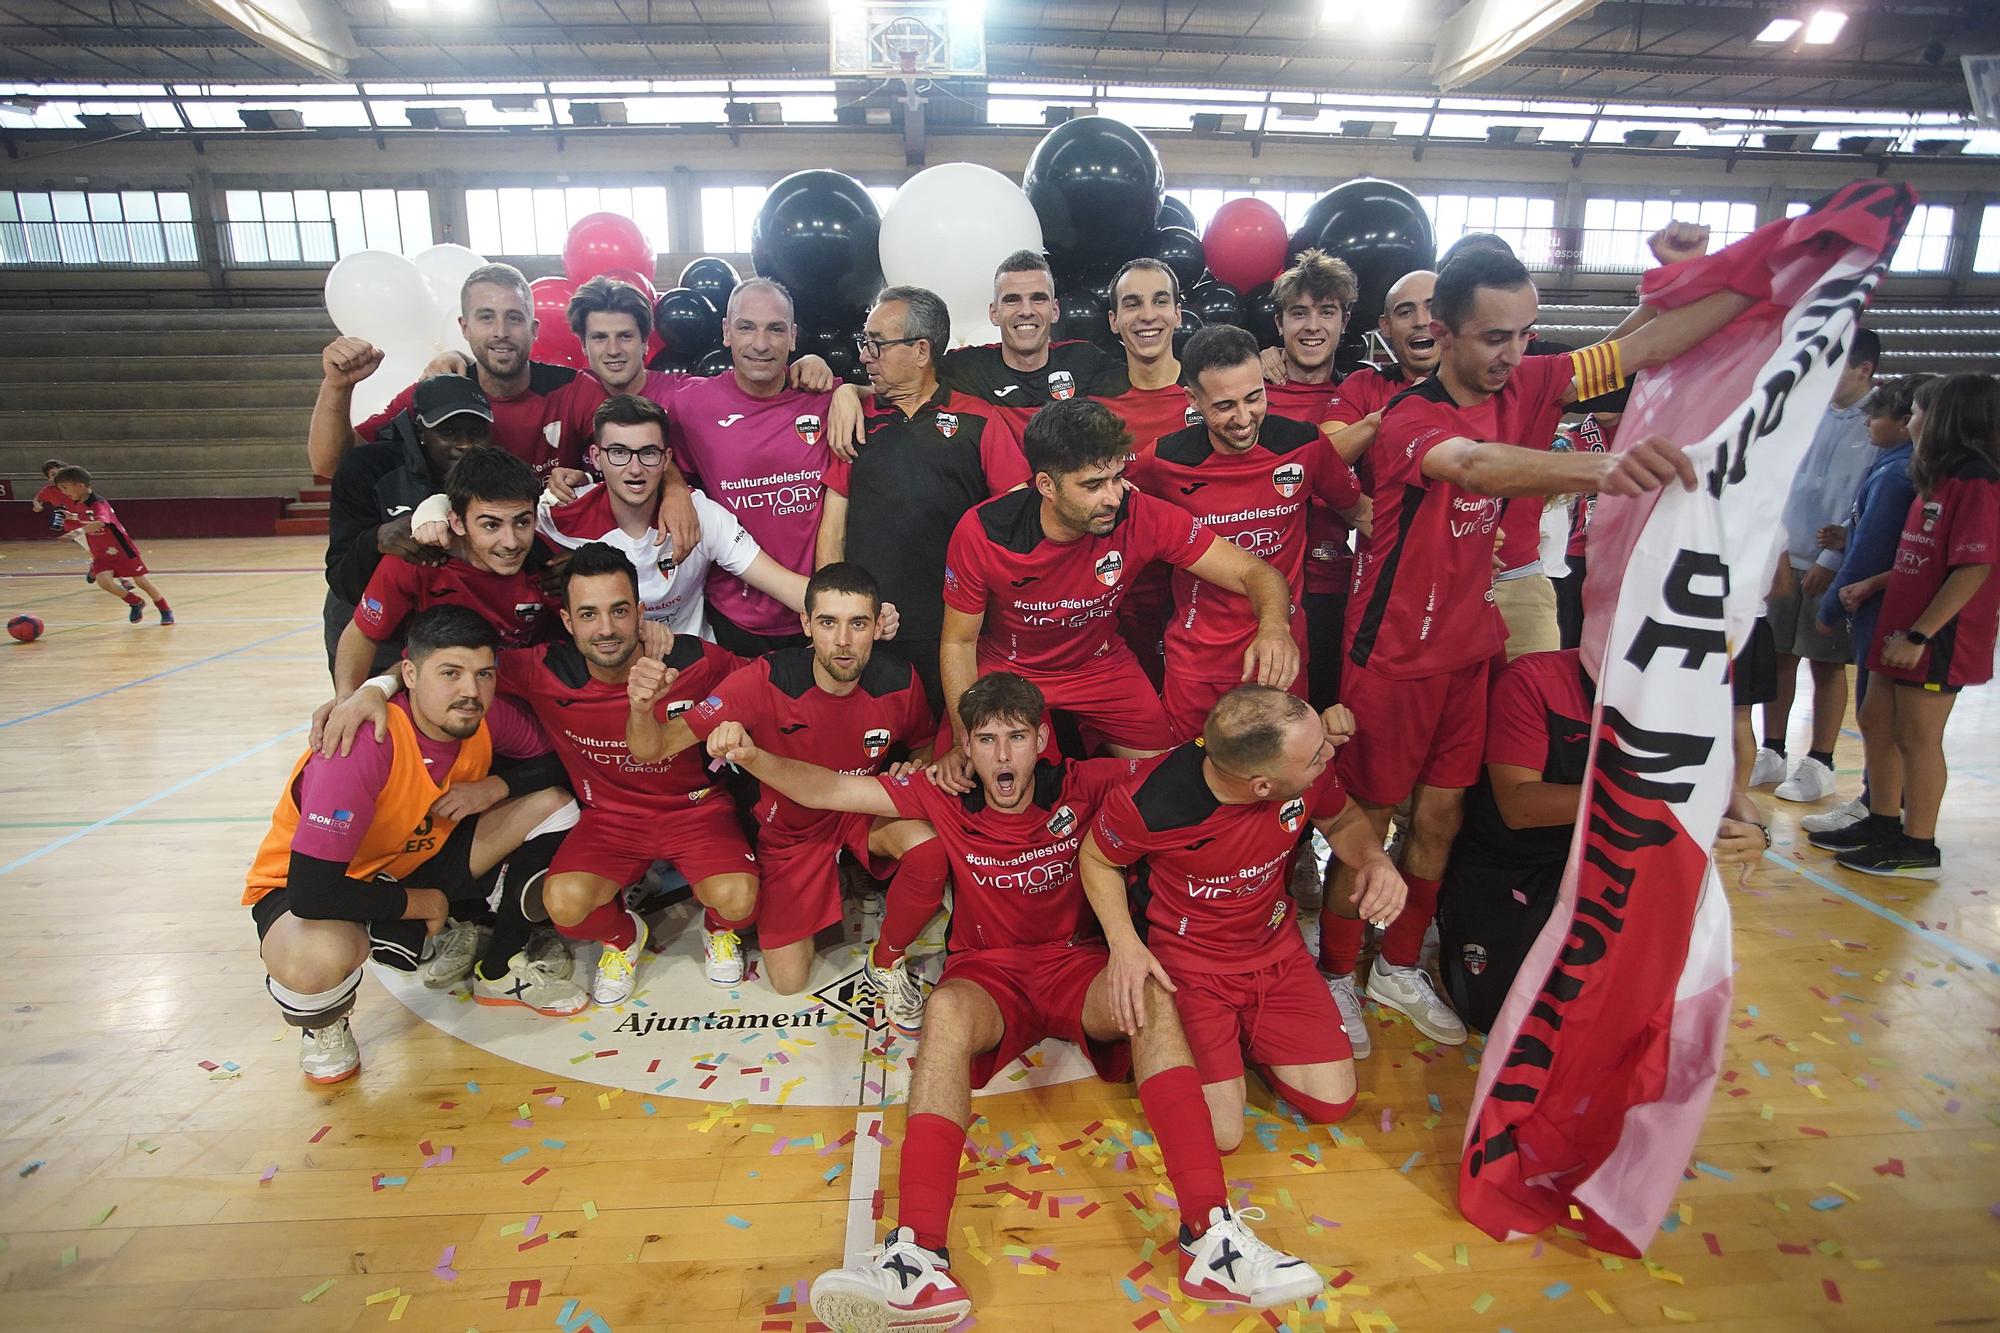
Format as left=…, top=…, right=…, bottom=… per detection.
left=0, top=624, right=314, bottom=728
left=1763, top=847, right=2000, bottom=974
left=0, top=724, right=306, bottom=878
left=842, top=1109, right=886, bottom=1265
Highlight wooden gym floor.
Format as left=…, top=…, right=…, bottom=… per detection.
left=1, top=535, right=1995, bottom=1332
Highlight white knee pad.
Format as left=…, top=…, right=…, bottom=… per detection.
left=527, top=798, right=581, bottom=840
left=266, top=965, right=363, bottom=1029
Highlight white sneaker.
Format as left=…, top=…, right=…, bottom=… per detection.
left=1367, top=961, right=1467, bottom=1046
left=1802, top=795, right=1869, bottom=834
left=1326, top=972, right=1372, bottom=1060
left=1774, top=755, right=1837, bottom=803
left=866, top=952, right=926, bottom=1037
left=1178, top=1206, right=1324, bottom=1309
left=419, top=919, right=484, bottom=989
left=810, top=1227, right=971, bottom=1331
left=300, top=1017, right=360, bottom=1085
left=473, top=952, right=589, bottom=1016
left=1749, top=746, right=1787, bottom=788
left=590, top=911, right=649, bottom=1005
left=703, top=924, right=745, bottom=986
left=526, top=926, right=574, bottom=980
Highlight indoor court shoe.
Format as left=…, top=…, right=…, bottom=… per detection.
left=1366, top=962, right=1468, bottom=1045
left=419, top=919, right=483, bottom=989
left=809, top=1227, right=971, bottom=1332
left=1748, top=746, right=1786, bottom=788
left=473, top=953, right=589, bottom=1016
left=1835, top=836, right=1942, bottom=880
left=1178, top=1206, right=1324, bottom=1309
left=1802, top=795, right=1869, bottom=834
left=1774, top=755, right=1836, bottom=803
left=126, top=601, right=143, bottom=623
left=866, top=953, right=926, bottom=1037
left=1808, top=813, right=1901, bottom=852
left=300, top=1017, right=360, bottom=1085
left=526, top=926, right=574, bottom=979
left=591, top=910, right=649, bottom=1005
left=703, top=925, right=745, bottom=986
left=1325, top=972, right=1372, bottom=1060
left=159, top=608, right=175, bottom=625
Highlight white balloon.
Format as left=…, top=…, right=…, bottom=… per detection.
left=324, top=249, right=440, bottom=354
left=413, top=243, right=486, bottom=358
left=879, top=163, right=1044, bottom=348
left=347, top=346, right=434, bottom=427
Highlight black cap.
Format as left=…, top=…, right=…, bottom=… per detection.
left=412, top=375, right=493, bottom=429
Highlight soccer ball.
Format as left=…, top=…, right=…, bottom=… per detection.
left=7, top=614, right=45, bottom=643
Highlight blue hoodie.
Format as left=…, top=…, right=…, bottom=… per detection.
left=1817, top=438, right=1915, bottom=658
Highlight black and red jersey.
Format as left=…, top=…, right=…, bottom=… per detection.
left=1263, top=381, right=1353, bottom=594
left=939, top=340, right=1118, bottom=437
left=1871, top=467, right=2000, bottom=688
left=353, top=552, right=559, bottom=650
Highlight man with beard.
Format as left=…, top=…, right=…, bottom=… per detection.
left=244, top=606, right=575, bottom=1084
left=710, top=672, right=1323, bottom=1325
left=626, top=563, right=941, bottom=999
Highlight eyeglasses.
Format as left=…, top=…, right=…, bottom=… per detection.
left=855, top=333, right=923, bottom=359
left=599, top=444, right=666, bottom=467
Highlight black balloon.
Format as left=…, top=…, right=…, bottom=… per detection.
left=1187, top=280, right=1244, bottom=329
left=653, top=288, right=723, bottom=360
left=1149, top=227, right=1206, bottom=297
left=805, top=325, right=860, bottom=381
left=1287, top=177, right=1435, bottom=333
left=1245, top=283, right=1282, bottom=349
left=679, top=256, right=740, bottom=309
left=1054, top=284, right=1109, bottom=346
left=750, top=170, right=884, bottom=324
left=1171, top=307, right=1204, bottom=361
left=1156, top=194, right=1199, bottom=233
left=694, top=347, right=734, bottom=376
left=1023, top=115, right=1165, bottom=268
left=647, top=350, right=698, bottom=373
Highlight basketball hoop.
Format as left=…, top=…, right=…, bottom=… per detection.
left=829, top=1, right=986, bottom=79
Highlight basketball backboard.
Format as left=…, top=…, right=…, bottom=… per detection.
left=830, top=1, right=987, bottom=78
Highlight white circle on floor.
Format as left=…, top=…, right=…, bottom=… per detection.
left=376, top=897, right=1099, bottom=1106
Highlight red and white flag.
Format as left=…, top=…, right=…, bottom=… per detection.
left=1459, top=181, right=1916, bottom=1257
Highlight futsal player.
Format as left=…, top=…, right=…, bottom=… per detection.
left=51, top=466, right=173, bottom=624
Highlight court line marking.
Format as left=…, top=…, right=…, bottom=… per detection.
left=0, top=724, right=305, bottom=879
left=842, top=1109, right=886, bottom=1265
left=0, top=625, right=314, bottom=728
left=0, top=815, right=264, bottom=830
left=0, top=566, right=324, bottom=578
left=1763, top=847, right=2000, bottom=974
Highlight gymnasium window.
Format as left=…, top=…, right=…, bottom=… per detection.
left=1579, top=197, right=1759, bottom=271
left=223, top=189, right=432, bottom=265
left=1975, top=204, right=2000, bottom=275
left=1164, top=189, right=1320, bottom=237
left=0, top=189, right=197, bottom=266
left=1415, top=193, right=1560, bottom=267
left=463, top=186, right=670, bottom=258
left=1889, top=203, right=1956, bottom=274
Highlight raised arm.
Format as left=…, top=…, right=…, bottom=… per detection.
left=707, top=722, right=901, bottom=818
left=623, top=656, right=700, bottom=763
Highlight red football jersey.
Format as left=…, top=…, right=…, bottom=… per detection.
left=877, top=756, right=1138, bottom=953
left=1347, top=358, right=1572, bottom=679
left=939, top=340, right=1118, bottom=438
left=359, top=365, right=607, bottom=481
left=1323, top=364, right=1410, bottom=426
left=943, top=487, right=1216, bottom=676
left=683, top=646, right=935, bottom=841
left=1092, top=741, right=1348, bottom=974
left=67, top=495, right=142, bottom=566
left=1869, top=470, right=2000, bottom=688
left=1093, top=380, right=1202, bottom=460
left=353, top=552, right=559, bottom=649
left=1263, top=381, right=1351, bottom=595
left=499, top=634, right=744, bottom=812
left=1130, top=417, right=1360, bottom=673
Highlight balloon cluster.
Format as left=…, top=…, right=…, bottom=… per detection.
left=753, top=170, right=885, bottom=382
left=323, top=241, right=492, bottom=423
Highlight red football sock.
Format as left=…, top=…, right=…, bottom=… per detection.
left=1378, top=874, right=1440, bottom=967
left=153, top=599, right=171, bottom=611
left=874, top=837, right=949, bottom=967
left=123, top=592, right=144, bottom=607
left=1137, top=1066, right=1227, bottom=1235
left=556, top=898, right=635, bottom=949
left=702, top=905, right=752, bottom=932
left=1319, top=913, right=1363, bottom=976
left=896, top=1111, right=967, bottom=1251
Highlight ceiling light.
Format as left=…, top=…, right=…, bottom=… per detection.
left=1486, top=124, right=1542, bottom=143
left=1754, top=18, right=1803, bottom=42
left=1341, top=119, right=1397, bottom=138
left=1802, top=10, right=1846, bottom=44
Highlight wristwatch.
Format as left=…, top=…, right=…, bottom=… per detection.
left=1902, top=628, right=1931, bottom=646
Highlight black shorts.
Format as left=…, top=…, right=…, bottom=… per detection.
left=250, top=812, right=484, bottom=942
left=1436, top=854, right=1562, bottom=1035
left=1731, top=616, right=1778, bottom=708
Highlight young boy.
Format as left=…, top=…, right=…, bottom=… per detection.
left=51, top=466, right=173, bottom=624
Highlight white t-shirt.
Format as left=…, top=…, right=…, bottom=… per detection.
left=537, top=484, right=762, bottom=639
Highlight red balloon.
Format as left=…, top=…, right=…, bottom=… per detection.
left=596, top=266, right=658, bottom=307
left=529, top=275, right=584, bottom=368
left=1203, top=198, right=1289, bottom=292
left=563, top=212, right=654, bottom=285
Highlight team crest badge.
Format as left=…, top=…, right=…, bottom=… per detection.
left=1462, top=943, right=1489, bottom=976
left=795, top=413, right=823, bottom=446
left=1184, top=404, right=1202, bottom=426
left=1278, top=797, right=1305, bottom=832
left=1047, top=805, right=1077, bottom=837
left=1094, top=551, right=1124, bottom=587
left=1922, top=501, right=1942, bottom=531
left=935, top=412, right=960, bottom=438
left=862, top=727, right=892, bottom=759
left=1048, top=370, right=1076, bottom=400
left=514, top=602, right=543, bottom=623
left=665, top=699, right=693, bottom=719
left=657, top=549, right=677, bottom=573
left=1271, top=462, right=1305, bottom=499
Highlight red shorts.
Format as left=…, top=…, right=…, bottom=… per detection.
left=1336, top=656, right=1490, bottom=805
left=939, top=941, right=1130, bottom=1089
left=91, top=554, right=147, bottom=580
left=753, top=811, right=887, bottom=952
left=991, top=649, right=1175, bottom=752
left=1161, top=621, right=1311, bottom=744
left=550, top=799, right=755, bottom=889
left=1168, top=946, right=1351, bottom=1084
